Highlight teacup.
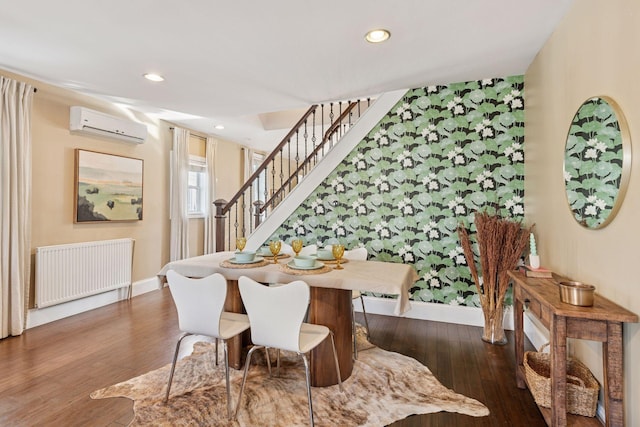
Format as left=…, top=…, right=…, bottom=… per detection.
left=293, top=256, right=316, bottom=268
left=260, top=246, right=272, bottom=256
left=316, top=248, right=334, bottom=260
left=235, top=251, right=256, bottom=263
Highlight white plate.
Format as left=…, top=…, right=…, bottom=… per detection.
left=287, top=260, right=324, bottom=270
left=312, top=253, right=335, bottom=261
left=228, top=256, right=264, bottom=265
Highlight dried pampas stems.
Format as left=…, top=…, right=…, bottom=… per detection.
left=458, top=211, right=532, bottom=344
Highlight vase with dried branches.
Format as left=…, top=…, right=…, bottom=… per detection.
left=458, top=211, right=531, bottom=345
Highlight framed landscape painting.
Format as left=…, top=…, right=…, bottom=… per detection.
left=74, top=149, right=144, bottom=222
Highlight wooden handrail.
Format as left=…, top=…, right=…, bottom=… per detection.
left=220, top=104, right=318, bottom=215
left=215, top=98, right=368, bottom=252
left=322, top=101, right=358, bottom=141
left=260, top=102, right=359, bottom=212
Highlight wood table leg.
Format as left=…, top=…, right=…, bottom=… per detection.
left=223, top=279, right=354, bottom=382
left=308, top=287, right=354, bottom=387
left=550, top=315, right=567, bottom=426
left=603, top=322, right=624, bottom=427
left=514, top=293, right=526, bottom=389
left=224, top=279, right=244, bottom=370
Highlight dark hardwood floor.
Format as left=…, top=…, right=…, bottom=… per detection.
left=0, top=288, right=546, bottom=426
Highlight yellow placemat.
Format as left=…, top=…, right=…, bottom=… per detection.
left=315, top=258, right=349, bottom=265
left=279, top=263, right=333, bottom=275
left=220, top=258, right=270, bottom=269
left=261, top=253, right=291, bottom=260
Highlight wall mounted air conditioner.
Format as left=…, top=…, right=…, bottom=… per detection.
left=70, top=106, right=147, bottom=144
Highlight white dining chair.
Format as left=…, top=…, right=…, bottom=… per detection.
left=235, top=276, right=343, bottom=426
left=280, top=242, right=317, bottom=256
left=165, top=270, right=250, bottom=420
left=343, top=247, right=370, bottom=359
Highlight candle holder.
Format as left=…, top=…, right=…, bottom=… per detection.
left=529, top=254, right=540, bottom=269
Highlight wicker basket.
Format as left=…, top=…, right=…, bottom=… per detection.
left=524, top=343, right=599, bottom=417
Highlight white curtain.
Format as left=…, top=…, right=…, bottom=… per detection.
left=0, top=76, right=33, bottom=338
left=170, top=127, right=190, bottom=261
left=203, top=136, right=217, bottom=254
left=243, top=147, right=254, bottom=182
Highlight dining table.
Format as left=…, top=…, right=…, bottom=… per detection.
left=158, top=251, right=418, bottom=386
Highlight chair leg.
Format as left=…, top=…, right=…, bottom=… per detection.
left=276, top=348, right=281, bottom=377
left=165, top=332, right=190, bottom=402
left=234, top=345, right=262, bottom=420
left=300, top=353, right=315, bottom=427
left=215, top=338, right=219, bottom=366
left=351, top=301, right=358, bottom=360
left=329, top=331, right=344, bottom=392
left=264, top=347, right=272, bottom=377
left=360, top=294, right=370, bottom=339
left=223, top=340, right=232, bottom=420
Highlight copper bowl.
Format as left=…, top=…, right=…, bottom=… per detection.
left=558, top=281, right=595, bottom=306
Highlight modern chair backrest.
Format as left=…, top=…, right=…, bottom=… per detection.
left=238, top=276, right=309, bottom=352
left=299, top=243, right=317, bottom=256
left=279, top=242, right=294, bottom=256
left=166, top=270, right=227, bottom=337
left=344, top=246, right=368, bottom=261
left=280, top=242, right=317, bottom=256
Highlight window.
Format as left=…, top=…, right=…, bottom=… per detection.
left=187, top=155, right=207, bottom=218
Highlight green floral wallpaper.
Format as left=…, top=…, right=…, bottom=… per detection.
left=271, top=76, right=524, bottom=307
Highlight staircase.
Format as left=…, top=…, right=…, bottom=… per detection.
left=214, top=90, right=407, bottom=252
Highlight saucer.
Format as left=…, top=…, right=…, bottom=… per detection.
left=287, top=260, right=324, bottom=270
left=228, top=256, right=264, bottom=265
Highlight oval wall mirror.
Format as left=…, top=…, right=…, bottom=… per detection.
left=563, top=96, right=632, bottom=229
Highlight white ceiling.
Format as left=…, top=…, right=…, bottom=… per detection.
left=0, top=0, right=574, bottom=151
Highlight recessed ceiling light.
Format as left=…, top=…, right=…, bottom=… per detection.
left=143, top=73, right=164, bottom=82
left=365, top=29, right=390, bottom=43
left=214, top=124, right=225, bottom=130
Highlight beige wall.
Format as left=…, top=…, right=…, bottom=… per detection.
left=2, top=68, right=244, bottom=304
left=215, top=140, right=244, bottom=202
left=23, top=74, right=172, bottom=290
left=525, top=0, right=640, bottom=423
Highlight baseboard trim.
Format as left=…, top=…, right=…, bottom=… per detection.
left=353, top=296, right=552, bottom=347
left=353, top=296, right=514, bottom=329
left=27, top=284, right=552, bottom=349
left=26, top=276, right=160, bottom=329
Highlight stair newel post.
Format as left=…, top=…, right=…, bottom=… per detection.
left=253, top=200, right=264, bottom=228
left=214, top=199, right=227, bottom=252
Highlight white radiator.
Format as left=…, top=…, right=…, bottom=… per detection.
left=35, top=238, right=134, bottom=308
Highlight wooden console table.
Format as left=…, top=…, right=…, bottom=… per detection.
left=509, top=271, right=638, bottom=426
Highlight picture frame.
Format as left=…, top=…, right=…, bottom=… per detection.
left=74, top=149, right=144, bottom=223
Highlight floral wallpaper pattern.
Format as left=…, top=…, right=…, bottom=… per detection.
left=271, top=76, right=525, bottom=307
left=564, top=97, right=625, bottom=228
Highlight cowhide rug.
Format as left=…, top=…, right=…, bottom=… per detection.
left=91, top=327, right=489, bottom=426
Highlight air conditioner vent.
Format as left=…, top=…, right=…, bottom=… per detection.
left=70, top=106, right=147, bottom=144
